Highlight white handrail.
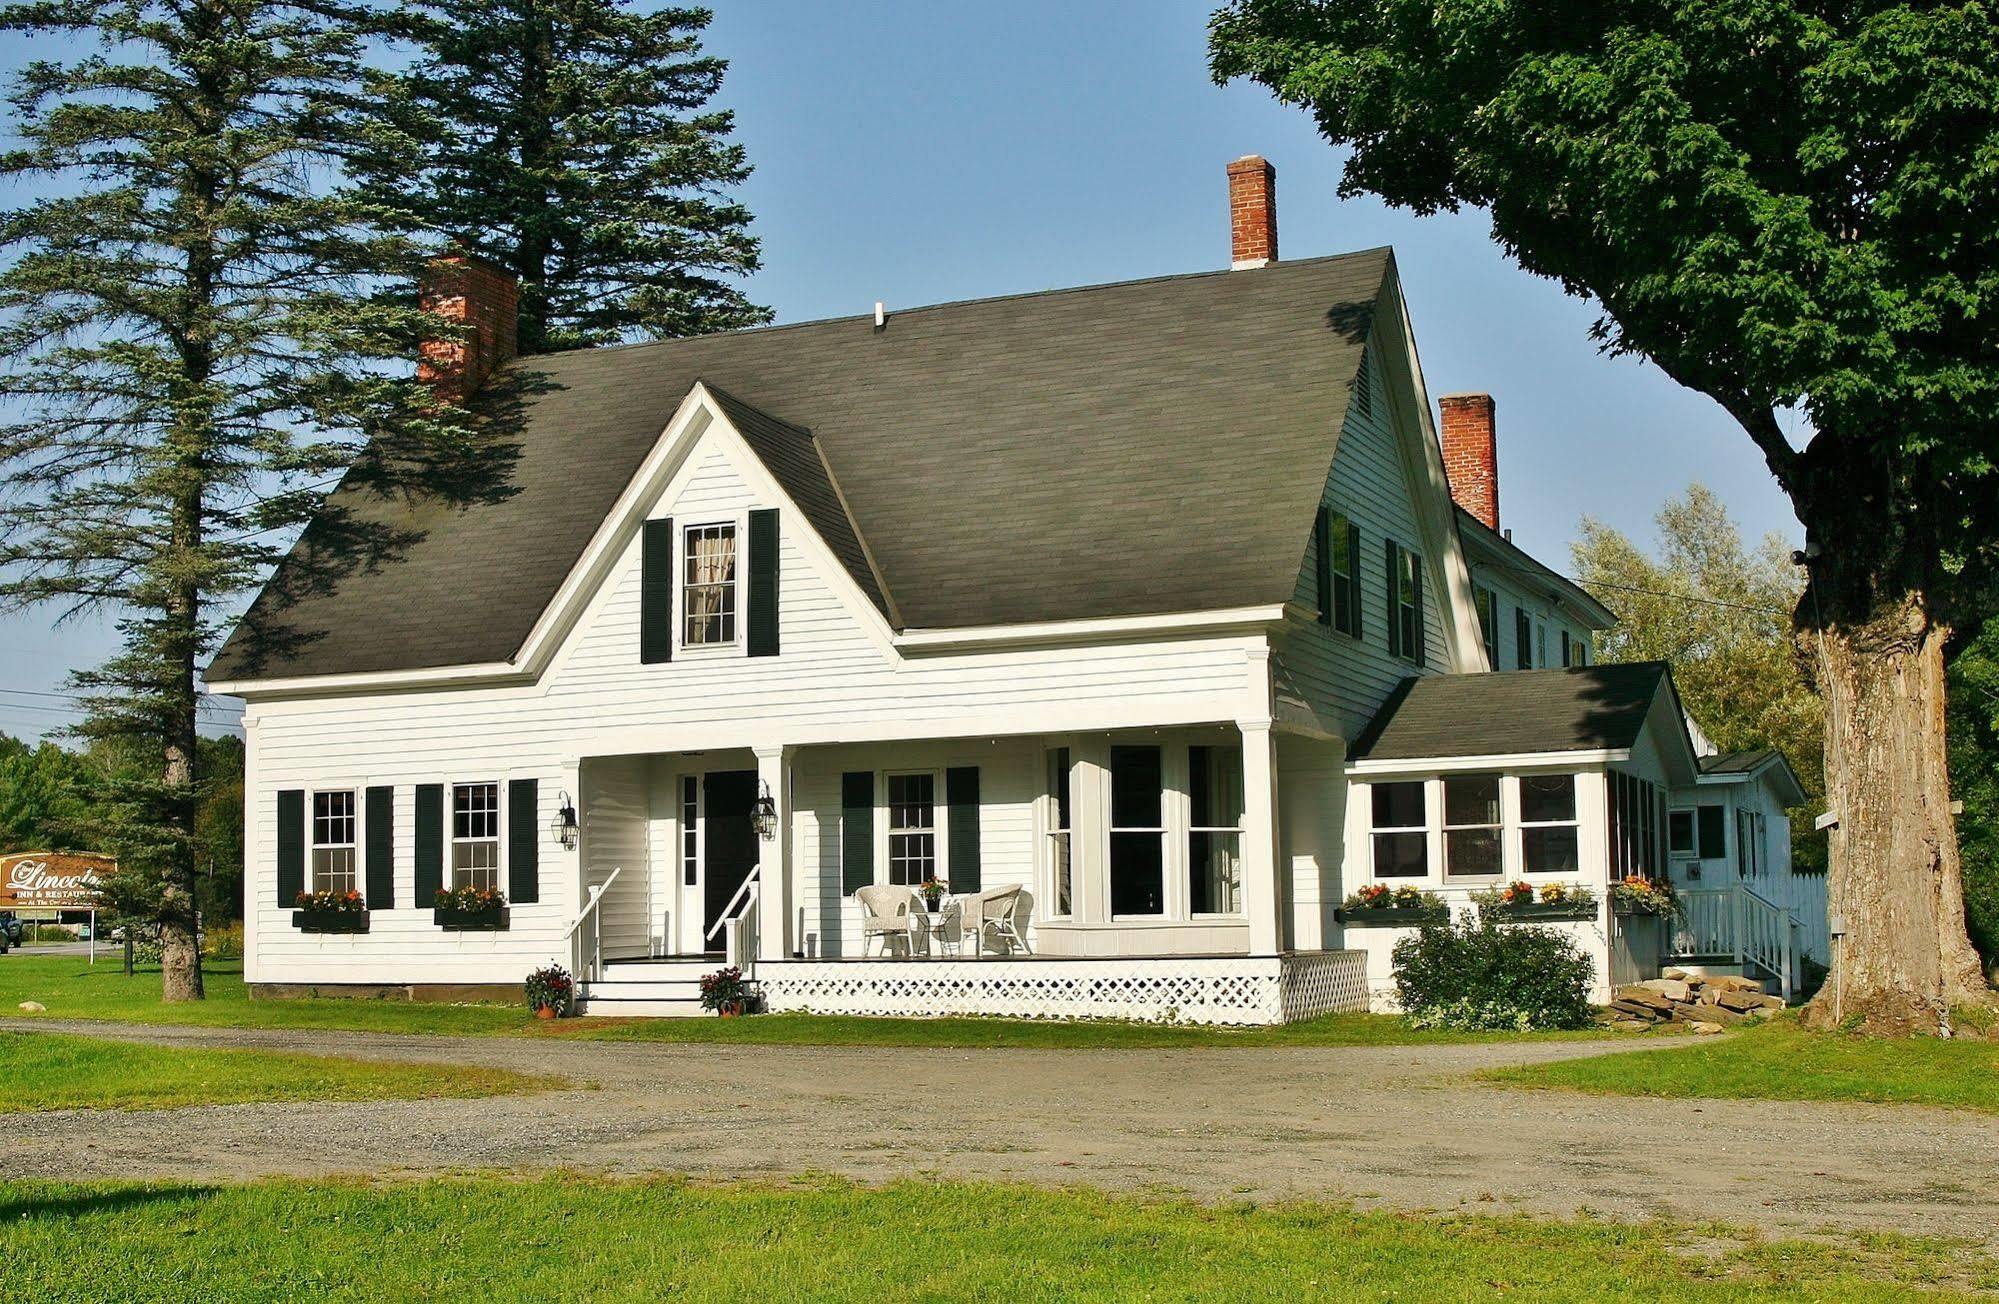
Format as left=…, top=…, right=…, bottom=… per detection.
left=705, top=864, right=761, bottom=943
left=564, top=866, right=622, bottom=943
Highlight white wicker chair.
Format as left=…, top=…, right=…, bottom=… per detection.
left=967, top=885, right=1034, bottom=955
left=855, top=885, right=917, bottom=958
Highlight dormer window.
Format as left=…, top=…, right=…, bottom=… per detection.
left=682, top=522, right=738, bottom=647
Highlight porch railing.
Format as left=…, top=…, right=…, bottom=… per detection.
left=705, top=865, right=760, bottom=971
left=564, top=866, right=622, bottom=984
left=1669, top=882, right=1796, bottom=1002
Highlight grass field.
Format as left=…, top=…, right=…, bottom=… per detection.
left=1484, top=1018, right=1999, bottom=1114
left=0, top=1175, right=1988, bottom=1302
left=0, top=954, right=1618, bottom=1049
left=0, top=1031, right=555, bottom=1112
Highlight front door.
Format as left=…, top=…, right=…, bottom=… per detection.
left=703, top=770, right=761, bottom=948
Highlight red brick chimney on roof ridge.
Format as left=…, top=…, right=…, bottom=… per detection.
left=1228, top=155, right=1277, bottom=268
left=418, top=253, right=519, bottom=404
left=1439, top=392, right=1499, bottom=531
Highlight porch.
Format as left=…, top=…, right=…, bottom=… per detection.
left=562, top=721, right=1369, bottom=1024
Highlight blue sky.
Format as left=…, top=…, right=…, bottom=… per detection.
left=0, top=0, right=1801, bottom=742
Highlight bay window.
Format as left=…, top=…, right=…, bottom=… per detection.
left=1109, top=745, right=1164, bottom=915
left=1187, top=745, right=1243, bottom=914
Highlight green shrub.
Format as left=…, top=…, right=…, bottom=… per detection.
left=1391, top=913, right=1594, bottom=1031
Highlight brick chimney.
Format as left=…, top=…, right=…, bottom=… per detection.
left=418, top=253, right=519, bottom=404
left=1227, top=155, right=1277, bottom=268
left=1439, top=392, right=1499, bottom=530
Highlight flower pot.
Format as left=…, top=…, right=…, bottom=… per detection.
left=292, top=909, right=369, bottom=935
left=717, top=1000, right=742, bottom=1019
left=434, top=905, right=509, bottom=931
left=535, top=1003, right=558, bottom=1020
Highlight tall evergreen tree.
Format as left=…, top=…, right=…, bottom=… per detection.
left=362, top=1, right=769, bottom=356
left=0, top=0, right=475, bottom=1000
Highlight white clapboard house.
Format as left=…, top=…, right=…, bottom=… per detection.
left=209, top=157, right=1823, bottom=1021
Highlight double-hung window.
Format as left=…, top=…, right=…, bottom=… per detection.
left=310, top=790, right=357, bottom=895
left=1668, top=808, right=1696, bottom=858
left=1327, top=510, right=1361, bottom=636
left=1044, top=748, right=1072, bottom=917
left=1188, top=745, right=1244, bottom=915
left=1514, top=607, right=1533, bottom=670
left=1442, top=775, right=1501, bottom=878
left=887, top=772, right=937, bottom=886
left=451, top=781, right=501, bottom=891
left=1521, top=774, right=1580, bottom=873
left=1109, top=745, right=1165, bottom=915
left=1385, top=541, right=1424, bottom=663
left=1370, top=781, right=1428, bottom=877
left=682, top=522, right=738, bottom=647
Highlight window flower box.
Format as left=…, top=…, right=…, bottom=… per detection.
left=293, top=891, right=368, bottom=934
left=1609, top=875, right=1677, bottom=917
left=434, top=886, right=509, bottom=931
left=1337, top=884, right=1446, bottom=926
left=1480, top=881, right=1598, bottom=923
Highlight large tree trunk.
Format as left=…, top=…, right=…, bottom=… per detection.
left=1802, top=587, right=1987, bottom=1034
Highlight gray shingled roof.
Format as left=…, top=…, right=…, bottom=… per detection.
left=1348, top=663, right=1675, bottom=761
left=1699, top=749, right=1777, bottom=775
left=211, top=250, right=1390, bottom=681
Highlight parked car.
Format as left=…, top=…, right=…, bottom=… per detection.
left=0, top=912, right=22, bottom=947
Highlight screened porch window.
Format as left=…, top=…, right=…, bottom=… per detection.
left=682, top=522, right=737, bottom=647
left=451, top=781, right=501, bottom=891
left=1606, top=769, right=1665, bottom=878
left=1188, top=745, right=1243, bottom=914
left=1045, top=748, right=1072, bottom=917
left=311, top=790, right=357, bottom=895
left=887, top=773, right=936, bottom=886
left=1442, top=775, right=1501, bottom=878
left=1521, top=774, right=1580, bottom=873
left=1370, top=781, right=1427, bottom=877
left=1109, top=745, right=1164, bottom=915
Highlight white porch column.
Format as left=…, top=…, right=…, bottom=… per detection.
left=755, top=743, right=794, bottom=962
left=1240, top=717, right=1283, bottom=954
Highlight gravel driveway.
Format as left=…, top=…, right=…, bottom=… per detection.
left=5, top=1018, right=1996, bottom=1248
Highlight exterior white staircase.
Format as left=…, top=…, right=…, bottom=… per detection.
left=579, top=957, right=718, bottom=1017
left=1669, top=882, right=1801, bottom=1001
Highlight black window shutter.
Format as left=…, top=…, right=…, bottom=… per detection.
left=1515, top=607, right=1532, bottom=670
left=1312, top=506, right=1332, bottom=627
left=640, top=517, right=674, bottom=664
left=365, top=785, right=394, bottom=909
left=414, top=783, right=443, bottom=904
left=1345, top=521, right=1363, bottom=636
left=841, top=771, right=874, bottom=895
left=748, top=507, right=780, bottom=656
left=947, top=766, right=982, bottom=893
left=276, top=789, right=304, bottom=905
left=1384, top=538, right=1401, bottom=656
left=509, top=778, right=539, bottom=904
left=1411, top=555, right=1426, bottom=667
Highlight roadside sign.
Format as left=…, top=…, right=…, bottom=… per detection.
left=0, top=852, right=116, bottom=963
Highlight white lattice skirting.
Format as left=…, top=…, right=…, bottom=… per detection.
left=755, top=951, right=1369, bottom=1026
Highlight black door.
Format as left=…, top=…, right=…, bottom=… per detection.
left=703, top=770, right=761, bottom=947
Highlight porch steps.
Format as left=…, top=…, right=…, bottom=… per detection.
left=578, top=957, right=718, bottom=1018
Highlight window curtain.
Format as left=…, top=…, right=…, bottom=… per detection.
left=685, top=530, right=734, bottom=623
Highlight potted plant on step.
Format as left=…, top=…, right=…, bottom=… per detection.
left=1335, top=883, right=1447, bottom=926
left=292, top=889, right=368, bottom=934
left=434, top=884, right=509, bottom=931
left=525, top=963, right=574, bottom=1019
left=699, top=965, right=755, bottom=1017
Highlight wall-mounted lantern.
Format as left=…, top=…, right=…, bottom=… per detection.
left=550, top=791, right=579, bottom=851
left=752, top=782, right=778, bottom=841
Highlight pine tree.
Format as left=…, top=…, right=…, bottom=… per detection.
left=363, top=1, right=769, bottom=356
left=0, top=0, right=475, bottom=1001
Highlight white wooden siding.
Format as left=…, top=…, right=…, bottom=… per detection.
left=1469, top=559, right=1595, bottom=671
left=242, top=430, right=1264, bottom=986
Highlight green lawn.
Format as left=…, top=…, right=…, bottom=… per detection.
left=0, top=954, right=1618, bottom=1048
left=1484, top=1018, right=1999, bottom=1114
left=0, top=1175, right=1987, bottom=1301
left=0, top=1031, right=556, bottom=1112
